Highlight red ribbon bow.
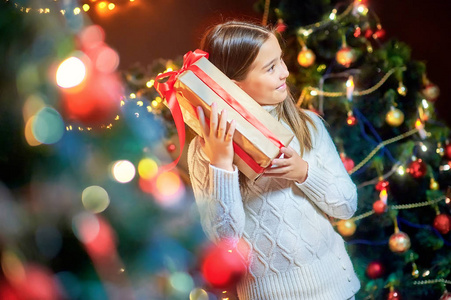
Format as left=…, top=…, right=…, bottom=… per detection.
left=154, top=50, right=209, bottom=172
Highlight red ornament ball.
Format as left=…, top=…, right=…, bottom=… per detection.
left=364, top=29, right=373, bottom=39
left=389, top=231, right=411, bottom=253
left=445, top=143, right=451, bottom=159
left=167, top=143, right=176, bottom=153
left=422, top=83, right=440, bottom=102
left=433, top=214, right=451, bottom=234
left=366, top=261, right=385, bottom=279
left=375, top=180, right=389, bottom=191
left=336, top=46, right=356, bottom=67
left=439, top=291, right=451, bottom=300
left=276, top=19, right=287, bottom=33
left=201, top=243, right=247, bottom=289
left=346, top=114, right=357, bottom=126
left=373, top=200, right=387, bottom=215
left=387, top=289, right=401, bottom=300
left=340, top=154, right=355, bottom=172
left=373, top=28, right=386, bottom=39
left=407, top=159, right=427, bottom=178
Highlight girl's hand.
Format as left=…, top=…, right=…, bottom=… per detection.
left=263, top=146, right=308, bottom=183
left=197, top=102, right=236, bottom=171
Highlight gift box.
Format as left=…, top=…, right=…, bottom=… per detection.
left=155, top=50, right=294, bottom=181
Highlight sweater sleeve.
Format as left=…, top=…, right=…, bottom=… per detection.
left=187, top=137, right=245, bottom=247
left=294, top=113, right=358, bottom=219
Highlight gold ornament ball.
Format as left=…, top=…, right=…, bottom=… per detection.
left=389, top=231, right=411, bottom=253
left=297, top=47, right=316, bottom=67
left=385, top=108, right=404, bottom=127
left=430, top=178, right=439, bottom=190
left=336, top=46, right=356, bottom=67
left=422, top=83, right=440, bottom=102
left=337, top=219, right=356, bottom=236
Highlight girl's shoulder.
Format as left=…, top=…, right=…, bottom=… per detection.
left=302, top=109, right=326, bottom=134
left=303, top=109, right=325, bottom=127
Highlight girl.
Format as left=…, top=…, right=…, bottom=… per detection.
left=188, top=20, right=360, bottom=300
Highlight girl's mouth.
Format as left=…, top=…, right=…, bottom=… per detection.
left=277, top=82, right=286, bottom=90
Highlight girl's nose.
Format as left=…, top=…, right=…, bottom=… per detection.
left=280, top=61, right=289, bottom=79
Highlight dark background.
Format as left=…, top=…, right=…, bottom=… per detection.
left=87, top=0, right=451, bottom=126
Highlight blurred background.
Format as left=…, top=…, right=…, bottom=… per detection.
left=1, top=0, right=450, bottom=299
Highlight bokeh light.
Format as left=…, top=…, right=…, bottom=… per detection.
left=169, top=272, right=194, bottom=295
left=16, top=63, right=40, bottom=96
left=189, top=288, right=209, bottom=300
left=139, top=170, right=185, bottom=208
left=156, top=171, right=182, bottom=197
left=31, top=107, right=64, bottom=144
left=1, top=250, right=26, bottom=285
left=79, top=25, right=104, bottom=49
left=154, top=171, right=185, bottom=207
left=138, top=158, right=158, bottom=180
left=22, top=94, right=45, bottom=121
left=35, top=226, right=63, bottom=259
left=24, top=116, right=42, bottom=146
left=111, top=160, right=136, bottom=183
left=201, top=243, right=247, bottom=289
left=81, top=185, right=110, bottom=213
left=73, top=213, right=116, bottom=258
left=72, top=212, right=100, bottom=244
left=94, top=46, right=119, bottom=73
left=56, top=56, right=87, bottom=88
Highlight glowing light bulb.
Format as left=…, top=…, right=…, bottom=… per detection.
left=357, top=4, right=368, bottom=15
left=310, top=90, right=318, bottom=96
left=83, top=4, right=90, bottom=11
left=108, top=3, right=115, bottom=10
left=56, top=56, right=86, bottom=88
left=73, top=7, right=81, bottom=15
left=422, top=99, right=429, bottom=109
left=397, top=166, right=405, bottom=176
left=329, top=9, right=337, bottom=20
left=146, top=80, right=155, bottom=88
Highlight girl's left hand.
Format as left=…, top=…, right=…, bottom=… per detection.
left=263, top=146, right=308, bottom=183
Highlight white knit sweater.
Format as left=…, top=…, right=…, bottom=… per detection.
left=188, top=108, right=360, bottom=300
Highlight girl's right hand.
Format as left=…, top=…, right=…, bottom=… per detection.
left=197, top=102, right=236, bottom=171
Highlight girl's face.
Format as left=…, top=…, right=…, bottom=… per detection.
left=234, top=34, right=289, bottom=106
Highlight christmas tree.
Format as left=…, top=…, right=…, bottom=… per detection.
left=0, top=1, right=209, bottom=299
left=2, top=0, right=451, bottom=299
left=250, top=0, right=451, bottom=299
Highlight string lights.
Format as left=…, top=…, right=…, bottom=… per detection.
left=297, top=66, right=407, bottom=106
left=5, top=0, right=137, bottom=15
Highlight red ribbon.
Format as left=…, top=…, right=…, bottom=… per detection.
left=154, top=50, right=208, bottom=172
left=154, top=49, right=284, bottom=174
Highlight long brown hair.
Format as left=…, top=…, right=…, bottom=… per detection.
left=200, top=21, right=316, bottom=178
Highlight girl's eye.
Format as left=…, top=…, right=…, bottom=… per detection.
left=268, top=65, right=275, bottom=72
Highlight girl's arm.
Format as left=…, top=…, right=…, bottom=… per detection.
left=294, top=115, right=357, bottom=219
left=187, top=103, right=245, bottom=247
left=188, top=137, right=245, bottom=247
